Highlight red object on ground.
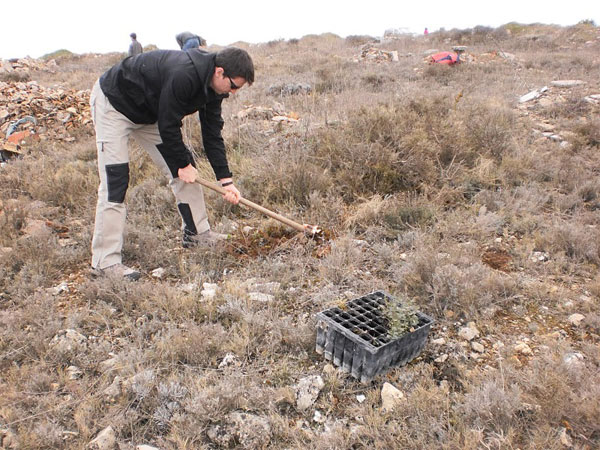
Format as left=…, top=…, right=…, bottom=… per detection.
left=7, top=130, right=31, bottom=143
left=430, top=51, right=460, bottom=65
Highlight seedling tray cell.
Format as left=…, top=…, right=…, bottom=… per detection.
left=315, top=291, right=434, bottom=382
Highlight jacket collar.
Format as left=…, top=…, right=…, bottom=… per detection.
left=186, top=49, right=228, bottom=99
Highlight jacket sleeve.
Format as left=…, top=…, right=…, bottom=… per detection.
left=155, top=74, right=195, bottom=175
left=198, top=99, right=232, bottom=180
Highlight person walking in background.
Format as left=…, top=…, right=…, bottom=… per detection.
left=89, top=47, right=254, bottom=279
left=128, top=33, right=143, bottom=56
left=176, top=31, right=207, bottom=51
left=424, top=27, right=429, bottom=35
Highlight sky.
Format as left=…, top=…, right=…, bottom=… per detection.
left=1, top=0, right=597, bottom=59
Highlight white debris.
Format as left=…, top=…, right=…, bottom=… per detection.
left=88, top=426, right=116, bottom=450
left=458, top=323, right=480, bottom=341
left=567, top=313, right=585, bottom=327
left=295, top=375, right=324, bottom=411
left=550, top=80, right=585, bottom=88
left=218, top=353, right=238, bottom=368
left=151, top=267, right=165, bottom=278
left=381, top=382, right=404, bottom=412
left=201, top=282, right=218, bottom=299
left=248, top=292, right=274, bottom=302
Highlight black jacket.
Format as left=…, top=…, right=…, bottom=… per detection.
left=100, top=49, right=231, bottom=179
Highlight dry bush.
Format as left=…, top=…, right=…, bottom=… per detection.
left=534, top=221, right=600, bottom=265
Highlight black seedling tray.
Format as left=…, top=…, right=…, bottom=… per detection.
left=315, top=291, right=434, bottom=382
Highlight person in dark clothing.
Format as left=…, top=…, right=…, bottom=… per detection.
left=90, top=47, right=254, bottom=279
left=128, top=33, right=143, bottom=56
left=176, top=31, right=207, bottom=51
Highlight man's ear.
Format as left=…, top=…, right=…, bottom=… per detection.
left=214, top=66, right=224, bottom=77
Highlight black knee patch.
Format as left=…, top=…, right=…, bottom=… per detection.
left=178, top=203, right=198, bottom=236
left=105, top=163, right=129, bottom=203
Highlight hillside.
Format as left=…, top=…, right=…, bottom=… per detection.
left=1, top=23, right=599, bottom=449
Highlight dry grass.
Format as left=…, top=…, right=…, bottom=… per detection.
left=1, top=23, right=599, bottom=449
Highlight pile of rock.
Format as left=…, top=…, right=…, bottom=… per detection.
left=0, top=57, right=58, bottom=76
left=356, top=47, right=399, bottom=63
left=0, top=80, right=92, bottom=158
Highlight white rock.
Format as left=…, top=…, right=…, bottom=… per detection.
left=151, top=267, right=165, bottom=278
left=458, top=323, right=479, bottom=341
left=551, top=80, right=585, bottom=88
left=559, top=427, right=573, bottom=447
left=248, top=292, right=274, bottom=302
left=471, top=342, right=485, bottom=353
left=136, top=445, right=160, bottom=450
left=567, top=313, right=585, bottom=326
left=434, top=354, right=448, bottom=363
left=50, top=329, right=87, bottom=353
left=103, top=376, right=123, bottom=400
left=218, top=353, right=238, bottom=368
left=519, top=89, right=542, bottom=103
left=49, top=282, right=69, bottom=295
left=313, top=410, right=326, bottom=423
left=514, top=342, right=533, bottom=355
left=178, top=282, right=197, bottom=293
left=323, top=364, right=336, bottom=376
left=563, top=352, right=585, bottom=367
left=381, top=382, right=404, bottom=412
left=201, top=282, right=218, bottom=299
left=356, top=394, right=366, bottom=403
left=295, top=375, right=324, bottom=411
left=88, top=426, right=116, bottom=450
left=242, top=226, right=254, bottom=234
left=66, top=365, right=82, bottom=379
left=431, top=337, right=446, bottom=345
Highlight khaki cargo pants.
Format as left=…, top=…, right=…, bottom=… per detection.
left=90, top=80, right=209, bottom=269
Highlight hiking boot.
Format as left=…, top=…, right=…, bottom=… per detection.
left=92, top=263, right=141, bottom=281
left=182, top=229, right=228, bottom=248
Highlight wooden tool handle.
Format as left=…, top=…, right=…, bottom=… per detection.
left=196, top=178, right=306, bottom=233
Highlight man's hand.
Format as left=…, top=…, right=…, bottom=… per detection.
left=178, top=164, right=198, bottom=183
left=219, top=178, right=241, bottom=205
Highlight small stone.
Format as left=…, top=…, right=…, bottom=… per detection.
left=567, top=313, right=585, bottom=326
left=323, top=364, right=336, bottom=376
left=136, top=446, right=160, bottom=450
left=434, top=354, right=448, bottom=363
left=356, top=394, right=366, bottom=403
left=48, top=282, right=69, bottom=295
left=381, top=382, right=404, bottom=412
left=295, top=375, right=324, bottom=411
left=431, top=338, right=446, bottom=345
left=514, top=342, right=533, bottom=355
left=201, top=283, right=218, bottom=299
left=471, top=342, right=485, bottom=353
left=551, top=80, right=585, bottom=88
left=88, top=426, right=116, bottom=450
left=178, top=282, right=197, bottom=293
left=458, top=323, right=479, bottom=341
left=559, top=427, right=573, bottom=447
left=563, top=352, right=584, bottom=367
left=151, top=267, right=165, bottom=278
left=218, top=353, right=238, bottom=369
left=66, top=365, right=82, bottom=380
left=313, top=410, right=326, bottom=423
left=248, top=292, right=274, bottom=302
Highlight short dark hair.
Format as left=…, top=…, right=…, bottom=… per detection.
left=130, top=33, right=137, bottom=39
left=215, top=47, right=254, bottom=85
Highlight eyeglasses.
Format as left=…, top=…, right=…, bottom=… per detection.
left=228, top=76, right=241, bottom=90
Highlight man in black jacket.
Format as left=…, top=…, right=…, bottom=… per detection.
left=90, top=47, right=254, bottom=279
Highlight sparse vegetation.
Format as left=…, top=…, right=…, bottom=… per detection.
left=1, top=23, right=599, bottom=449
